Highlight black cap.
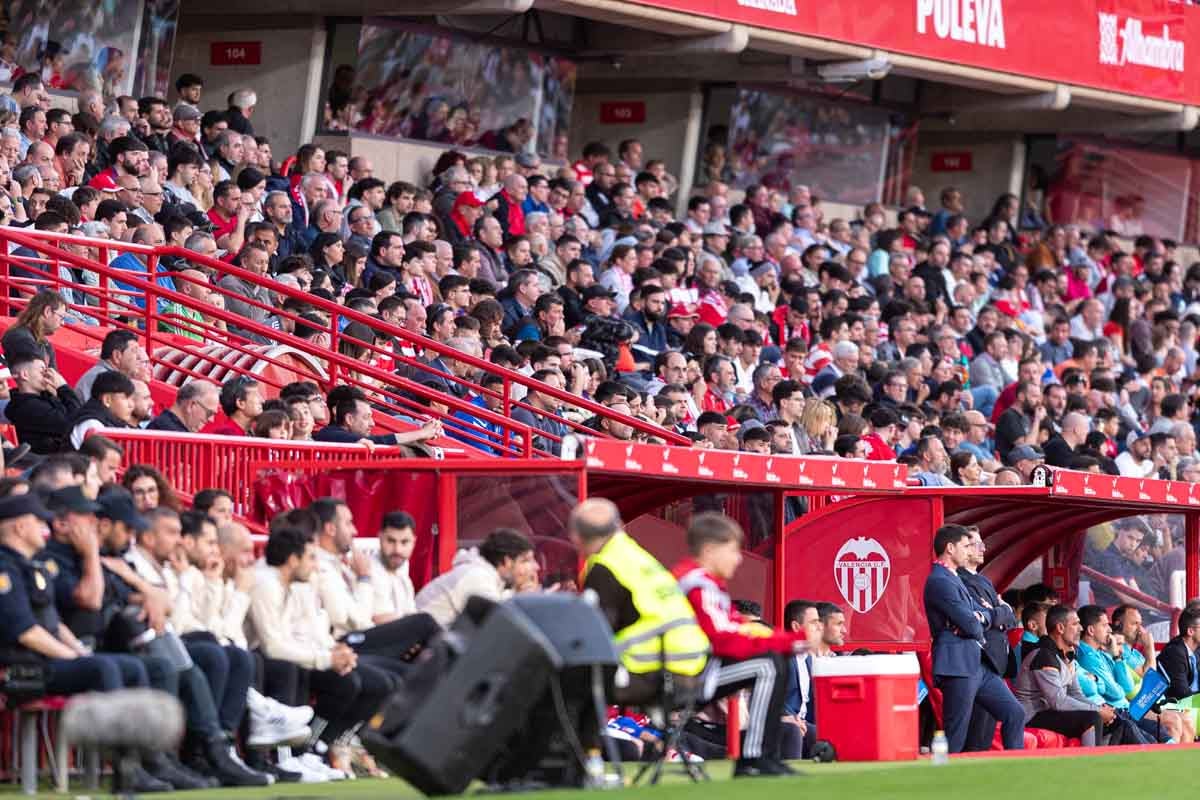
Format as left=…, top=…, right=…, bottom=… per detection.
left=0, top=493, right=53, bottom=523
left=96, top=488, right=149, bottom=532
left=582, top=285, right=617, bottom=301
left=45, top=486, right=102, bottom=516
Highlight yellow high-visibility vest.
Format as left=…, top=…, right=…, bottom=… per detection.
left=585, top=531, right=709, bottom=676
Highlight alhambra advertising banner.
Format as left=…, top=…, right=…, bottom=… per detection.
left=634, top=0, right=1198, bottom=105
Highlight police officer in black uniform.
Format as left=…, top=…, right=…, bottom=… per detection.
left=0, top=491, right=131, bottom=694
left=46, top=489, right=270, bottom=786
left=39, top=487, right=266, bottom=788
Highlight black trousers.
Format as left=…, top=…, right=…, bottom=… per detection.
left=305, top=663, right=393, bottom=744
left=709, top=652, right=787, bottom=760
left=340, top=613, right=440, bottom=663
left=1027, top=709, right=1102, bottom=746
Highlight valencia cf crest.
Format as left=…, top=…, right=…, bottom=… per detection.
left=833, top=537, right=891, bottom=613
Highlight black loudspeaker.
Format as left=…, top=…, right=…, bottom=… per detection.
left=363, top=601, right=559, bottom=796
left=508, top=593, right=619, bottom=668
left=363, top=595, right=619, bottom=796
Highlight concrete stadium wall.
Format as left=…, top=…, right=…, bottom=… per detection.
left=171, top=18, right=326, bottom=158
left=568, top=90, right=698, bottom=189
left=909, top=132, right=1025, bottom=223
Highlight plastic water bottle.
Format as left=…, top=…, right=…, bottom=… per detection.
left=584, top=748, right=605, bottom=789
left=930, top=731, right=949, bottom=766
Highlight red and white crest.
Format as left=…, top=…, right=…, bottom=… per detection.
left=833, top=536, right=891, bottom=613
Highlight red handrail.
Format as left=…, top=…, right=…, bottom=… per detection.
left=0, top=226, right=688, bottom=450
left=0, top=229, right=539, bottom=456
left=97, top=427, right=411, bottom=517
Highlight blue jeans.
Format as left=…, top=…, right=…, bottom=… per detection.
left=185, top=637, right=252, bottom=733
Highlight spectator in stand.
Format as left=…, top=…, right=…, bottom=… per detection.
left=67, top=370, right=135, bottom=448
left=74, top=329, right=142, bottom=401
left=995, top=380, right=1044, bottom=463
left=2, top=289, right=65, bottom=367
left=148, top=380, right=221, bottom=433
left=314, top=387, right=441, bottom=447
left=211, top=376, right=264, bottom=436
left=6, top=352, right=80, bottom=453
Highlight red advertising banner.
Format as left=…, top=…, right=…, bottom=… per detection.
left=632, top=0, right=1200, bottom=105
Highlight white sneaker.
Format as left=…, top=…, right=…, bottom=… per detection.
left=298, top=752, right=346, bottom=781
left=277, top=755, right=329, bottom=784
left=248, top=706, right=315, bottom=747
left=247, top=692, right=315, bottom=731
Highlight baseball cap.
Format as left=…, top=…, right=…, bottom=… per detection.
left=749, top=261, right=774, bottom=279
left=0, top=493, right=52, bottom=523
left=1126, top=430, right=1152, bottom=448
left=667, top=303, right=698, bottom=320
left=453, top=191, right=485, bottom=209
left=96, top=488, right=149, bottom=532
left=172, top=103, right=202, bottom=122
left=702, top=221, right=729, bottom=236
left=582, top=285, right=617, bottom=302
left=736, top=418, right=764, bottom=443
left=89, top=172, right=120, bottom=193
left=45, top=486, right=102, bottom=516
left=515, top=152, right=540, bottom=169
left=1005, top=444, right=1045, bottom=466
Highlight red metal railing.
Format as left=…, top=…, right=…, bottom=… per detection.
left=98, top=427, right=409, bottom=517
left=0, top=230, right=533, bottom=455
left=0, top=227, right=687, bottom=457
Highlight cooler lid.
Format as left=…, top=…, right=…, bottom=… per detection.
left=811, top=652, right=920, bottom=677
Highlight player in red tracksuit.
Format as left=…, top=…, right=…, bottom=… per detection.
left=672, top=512, right=807, bottom=777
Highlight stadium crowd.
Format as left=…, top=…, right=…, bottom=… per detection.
left=0, top=62, right=1199, bottom=783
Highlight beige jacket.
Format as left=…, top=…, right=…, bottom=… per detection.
left=247, top=567, right=335, bottom=670
left=175, top=566, right=252, bottom=648
left=369, top=556, right=415, bottom=620
left=414, top=548, right=505, bottom=628
left=314, top=547, right=374, bottom=638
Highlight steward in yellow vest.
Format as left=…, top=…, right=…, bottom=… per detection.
left=569, top=498, right=710, bottom=704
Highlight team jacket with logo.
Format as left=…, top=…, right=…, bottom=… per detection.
left=672, top=558, right=802, bottom=661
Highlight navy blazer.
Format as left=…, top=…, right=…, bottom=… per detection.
left=784, top=654, right=816, bottom=724
left=958, top=568, right=1016, bottom=676
left=1158, top=637, right=1197, bottom=702
left=924, top=562, right=986, bottom=678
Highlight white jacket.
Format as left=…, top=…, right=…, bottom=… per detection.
left=414, top=548, right=505, bottom=628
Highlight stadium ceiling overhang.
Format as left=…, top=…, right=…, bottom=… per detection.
left=540, top=0, right=1200, bottom=121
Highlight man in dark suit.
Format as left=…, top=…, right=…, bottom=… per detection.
left=957, top=526, right=1018, bottom=751
left=923, top=523, right=1024, bottom=753
left=1159, top=607, right=1200, bottom=703
left=781, top=599, right=822, bottom=758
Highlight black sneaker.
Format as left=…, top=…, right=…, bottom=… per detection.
left=167, top=752, right=221, bottom=788
left=733, top=757, right=791, bottom=778
left=766, top=758, right=800, bottom=776
left=144, top=751, right=214, bottom=790
left=206, top=736, right=272, bottom=787
left=129, top=764, right=173, bottom=793
left=266, top=761, right=304, bottom=783
left=244, top=749, right=303, bottom=783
